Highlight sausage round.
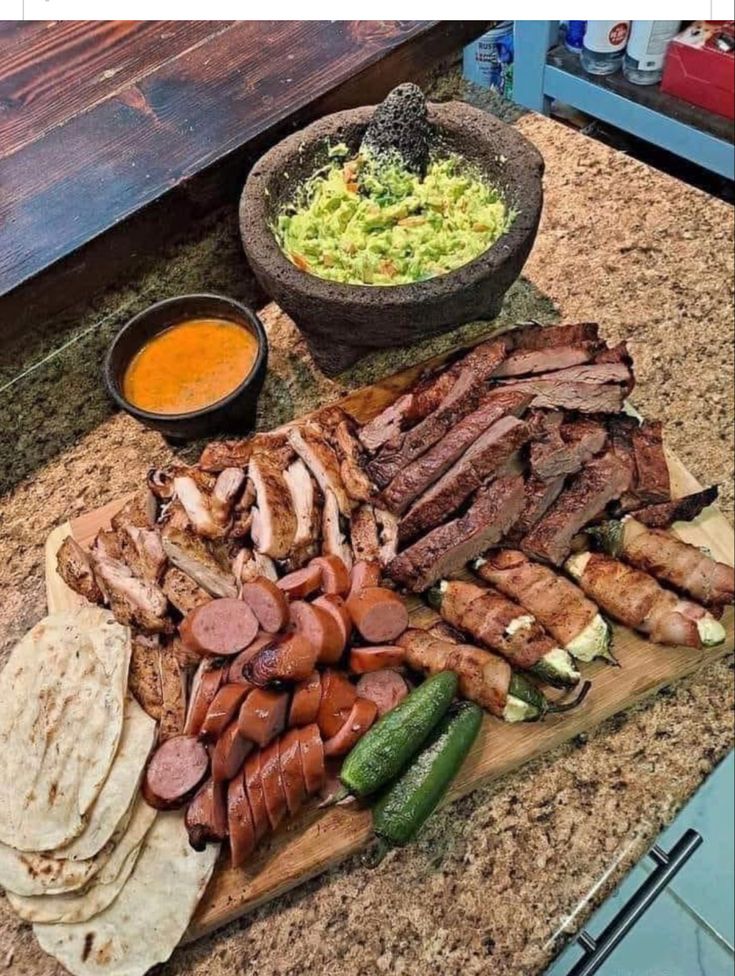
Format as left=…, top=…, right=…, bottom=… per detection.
left=313, top=594, right=352, bottom=647
left=356, top=669, right=409, bottom=717
left=185, top=777, right=227, bottom=851
left=279, top=728, right=307, bottom=815
left=349, top=560, right=381, bottom=594
left=240, top=578, right=290, bottom=633
left=179, top=598, right=259, bottom=656
left=323, top=698, right=378, bottom=757
left=227, top=772, right=256, bottom=868
left=289, top=671, right=322, bottom=727
left=349, top=644, right=406, bottom=674
left=227, top=633, right=273, bottom=684
left=298, top=723, right=326, bottom=795
left=276, top=565, right=322, bottom=599
left=237, top=687, right=289, bottom=747
left=212, top=720, right=253, bottom=782
left=184, top=663, right=225, bottom=737
left=317, top=669, right=357, bottom=739
left=259, top=739, right=287, bottom=831
left=244, top=750, right=270, bottom=844
left=311, top=555, right=351, bottom=596
left=199, top=683, right=250, bottom=740
left=144, top=735, right=209, bottom=810
left=345, top=587, right=409, bottom=643
left=289, top=601, right=344, bottom=664
left=247, top=633, right=318, bottom=685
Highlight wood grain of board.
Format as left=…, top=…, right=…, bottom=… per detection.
left=44, top=358, right=734, bottom=943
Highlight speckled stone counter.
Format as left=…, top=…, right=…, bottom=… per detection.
left=1, top=77, right=733, bottom=976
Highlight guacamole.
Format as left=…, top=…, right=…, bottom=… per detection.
left=274, top=151, right=512, bottom=286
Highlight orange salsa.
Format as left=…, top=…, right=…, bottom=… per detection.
left=123, top=318, right=259, bottom=415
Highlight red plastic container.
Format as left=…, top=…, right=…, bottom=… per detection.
left=661, top=21, right=735, bottom=121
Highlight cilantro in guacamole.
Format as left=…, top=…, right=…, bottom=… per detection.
left=274, top=151, right=512, bottom=286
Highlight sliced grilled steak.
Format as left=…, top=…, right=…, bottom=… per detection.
left=595, top=341, right=635, bottom=394
left=398, top=416, right=531, bottom=543
left=521, top=452, right=632, bottom=565
left=632, top=487, right=718, bottom=528
left=56, top=536, right=104, bottom=605
left=161, top=525, right=237, bottom=598
left=493, top=342, right=599, bottom=378
left=530, top=416, right=608, bottom=481
left=504, top=475, right=566, bottom=546
left=510, top=322, right=600, bottom=351
left=381, top=389, right=531, bottom=514
left=631, top=420, right=670, bottom=505
left=388, top=474, right=525, bottom=591
left=497, top=379, right=625, bottom=413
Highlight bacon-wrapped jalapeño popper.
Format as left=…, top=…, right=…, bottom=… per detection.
left=397, top=629, right=590, bottom=722
left=426, top=579, right=581, bottom=688
left=472, top=549, right=615, bottom=664
left=590, top=516, right=735, bottom=610
left=565, top=551, right=726, bottom=648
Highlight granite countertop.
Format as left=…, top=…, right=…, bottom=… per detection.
left=1, top=77, right=733, bottom=976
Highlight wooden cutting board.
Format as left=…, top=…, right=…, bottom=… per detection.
left=44, top=347, right=734, bottom=943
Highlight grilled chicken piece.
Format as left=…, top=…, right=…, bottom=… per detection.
left=119, top=524, right=167, bottom=583
left=283, top=459, right=320, bottom=567
left=173, top=476, right=222, bottom=539
left=158, top=638, right=189, bottom=742
left=322, top=489, right=353, bottom=569
left=110, top=491, right=158, bottom=532
left=229, top=480, right=256, bottom=539
left=333, top=419, right=376, bottom=503
left=289, top=423, right=352, bottom=516
left=161, top=524, right=237, bottom=598
left=92, top=528, right=125, bottom=562
left=232, top=547, right=280, bottom=584
left=566, top=551, right=726, bottom=649
left=128, top=633, right=164, bottom=722
left=253, top=552, right=279, bottom=581
left=211, top=468, right=246, bottom=527
left=161, top=565, right=211, bottom=614
left=147, top=468, right=175, bottom=502
left=198, top=433, right=290, bottom=472
left=249, top=454, right=297, bottom=559
left=56, top=536, right=104, bottom=605
left=376, top=508, right=399, bottom=566
left=350, top=504, right=381, bottom=562
left=593, top=516, right=734, bottom=608
left=91, top=553, right=170, bottom=634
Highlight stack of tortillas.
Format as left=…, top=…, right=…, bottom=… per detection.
left=0, top=607, right=219, bottom=976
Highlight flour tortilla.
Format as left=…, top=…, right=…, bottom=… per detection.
left=0, top=607, right=131, bottom=852
left=34, top=812, right=219, bottom=976
left=55, top=696, right=157, bottom=861
left=7, top=798, right=157, bottom=924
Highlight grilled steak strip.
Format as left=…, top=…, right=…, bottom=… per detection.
left=632, top=487, right=718, bottom=528
left=630, top=420, right=670, bottom=504
left=493, top=342, right=600, bottom=378
left=398, top=416, right=531, bottom=543
left=510, top=321, right=600, bottom=350
left=496, top=380, right=625, bottom=414
left=503, top=475, right=566, bottom=546
left=387, top=473, right=524, bottom=591
left=521, top=452, right=632, bottom=565
left=530, top=416, right=608, bottom=481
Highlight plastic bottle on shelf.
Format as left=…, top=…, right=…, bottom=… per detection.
left=564, top=21, right=587, bottom=55
left=580, top=21, right=631, bottom=76
left=623, top=21, right=681, bottom=85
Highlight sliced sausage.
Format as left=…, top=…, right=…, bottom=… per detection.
left=323, top=698, right=378, bottom=757
left=226, top=633, right=272, bottom=684
left=289, top=601, right=344, bottom=664
left=279, top=728, right=307, bottom=815
left=259, top=739, right=287, bottom=831
left=350, top=560, right=381, bottom=594
left=144, top=734, right=209, bottom=810
left=247, top=633, right=318, bottom=686
left=317, top=669, right=357, bottom=739
left=345, top=587, right=409, bottom=643
left=244, top=750, right=270, bottom=844
left=241, top=578, right=290, bottom=633
left=227, top=772, right=257, bottom=868
left=179, top=598, right=259, bottom=656
left=185, top=777, right=227, bottom=851
left=237, top=687, right=289, bottom=747
left=298, top=723, right=326, bottom=795
left=276, top=565, right=322, bottom=599
left=311, top=555, right=351, bottom=596
left=356, top=669, right=409, bottom=717
left=199, top=683, right=250, bottom=739
left=212, top=720, right=253, bottom=782
left=184, top=661, right=225, bottom=737
left=313, top=594, right=352, bottom=646
left=289, top=671, right=322, bottom=727
left=349, top=644, right=406, bottom=674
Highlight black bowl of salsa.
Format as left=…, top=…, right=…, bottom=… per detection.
left=104, top=294, right=268, bottom=441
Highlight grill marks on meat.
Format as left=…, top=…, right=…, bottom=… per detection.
left=249, top=454, right=298, bottom=559
left=161, top=525, right=237, bottom=598
left=632, top=487, right=718, bottom=528
left=198, top=433, right=290, bottom=472
left=119, top=524, right=167, bottom=583
left=332, top=417, right=376, bottom=504
left=289, top=423, right=352, bottom=516
left=381, top=389, right=532, bottom=515
left=56, top=536, right=104, bottom=605
left=128, top=633, right=164, bottom=722
left=388, top=473, right=525, bottom=591
left=530, top=415, right=608, bottom=481
left=611, top=418, right=671, bottom=512
left=350, top=504, right=381, bottom=563
left=504, top=475, right=565, bottom=546
left=521, top=452, right=632, bottom=565
left=90, top=552, right=171, bottom=633
left=158, top=638, right=189, bottom=741
left=398, top=416, right=531, bottom=543
left=161, top=565, right=211, bottom=615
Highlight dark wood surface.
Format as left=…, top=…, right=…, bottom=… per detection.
left=0, top=20, right=488, bottom=326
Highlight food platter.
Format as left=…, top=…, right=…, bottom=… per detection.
left=43, top=337, right=734, bottom=943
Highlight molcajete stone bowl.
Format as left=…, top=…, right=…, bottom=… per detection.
left=240, top=100, right=544, bottom=376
